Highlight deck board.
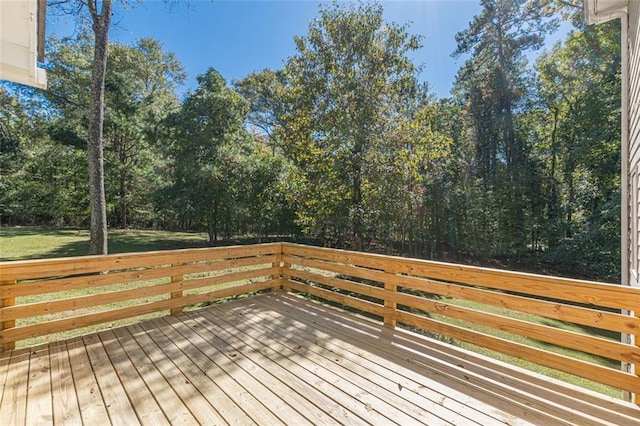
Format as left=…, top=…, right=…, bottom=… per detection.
left=98, top=329, right=169, bottom=426
left=49, top=340, right=81, bottom=426
left=125, top=322, right=228, bottom=425
left=177, top=312, right=342, bottom=424
left=83, top=333, right=140, bottom=425
left=24, top=344, right=52, bottom=425
left=160, top=315, right=304, bottom=425
left=0, top=350, right=29, bottom=425
left=204, top=302, right=459, bottom=425
left=276, top=294, right=640, bottom=425
left=186, top=310, right=379, bottom=425
left=111, top=326, right=196, bottom=425
left=65, top=337, right=111, bottom=425
left=1, top=292, right=640, bottom=426
left=196, top=308, right=409, bottom=425
left=229, top=296, right=518, bottom=425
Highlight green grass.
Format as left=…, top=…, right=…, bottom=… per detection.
left=0, top=227, right=210, bottom=261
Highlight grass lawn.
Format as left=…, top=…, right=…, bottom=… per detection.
left=0, top=227, right=210, bottom=261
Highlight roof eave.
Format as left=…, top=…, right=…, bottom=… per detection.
left=583, top=0, right=628, bottom=24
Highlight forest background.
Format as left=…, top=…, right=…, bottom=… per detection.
left=0, top=0, right=623, bottom=282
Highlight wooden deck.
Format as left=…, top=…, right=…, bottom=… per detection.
left=1, top=292, right=639, bottom=426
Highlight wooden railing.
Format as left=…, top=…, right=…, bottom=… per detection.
left=0, top=243, right=282, bottom=351
left=1, top=241, right=639, bottom=402
left=281, top=243, right=640, bottom=402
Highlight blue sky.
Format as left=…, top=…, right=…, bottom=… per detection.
left=47, top=0, right=568, bottom=99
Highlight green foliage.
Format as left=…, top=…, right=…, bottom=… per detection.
left=103, top=38, right=185, bottom=229
left=4, top=35, right=185, bottom=230
left=233, top=69, right=287, bottom=146
left=452, top=0, right=558, bottom=257
left=278, top=1, right=444, bottom=249
left=1, top=1, right=624, bottom=281
left=160, top=68, right=294, bottom=243
left=0, top=86, right=88, bottom=227
left=532, top=21, right=621, bottom=277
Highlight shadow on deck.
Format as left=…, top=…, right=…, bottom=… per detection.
left=1, top=292, right=639, bottom=426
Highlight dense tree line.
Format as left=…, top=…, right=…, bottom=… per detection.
left=0, top=1, right=621, bottom=280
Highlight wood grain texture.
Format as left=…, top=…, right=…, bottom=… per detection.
left=0, top=243, right=281, bottom=282
left=0, top=265, right=277, bottom=323
left=1, top=279, right=277, bottom=345
left=282, top=243, right=640, bottom=398
left=1, top=253, right=279, bottom=300
left=3, top=242, right=640, bottom=404
left=282, top=243, right=640, bottom=310
left=2, top=293, right=639, bottom=425
left=48, top=341, right=82, bottom=426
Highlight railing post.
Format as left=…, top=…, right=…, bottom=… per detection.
left=170, top=265, right=184, bottom=316
left=635, top=325, right=639, bottom=405
left=625, top=308, right=639, bottom=405
left=0, top=279, right=16, bottom=352
left=279, top=243, right=291, bottom=292
left=281, top=261, right=291, bottom=292
left=272, top=243, right=283, bottom=292
left=383, top=271, right=398, bottom=328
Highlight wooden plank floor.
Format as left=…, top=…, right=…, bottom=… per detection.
left=1, top=292, right=639, bottom=425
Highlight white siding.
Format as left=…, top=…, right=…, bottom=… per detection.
left=626, top=3, right=640, bottom=401
left=629, top=2, right=640, bottom=287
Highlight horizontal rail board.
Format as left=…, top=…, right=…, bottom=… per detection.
left=282, top=243, right=640, bottom=399
left=0, top=243, right=281, bottom=282
left=5, top=266, right=173, bottom=299
left=287, top=279, right=387, bottom=319
left=181, top=267, right=279, bottom=294
left=393, top=291, right=639, bottom=365
left=283, top=243, right=640, bottom=311
left=0, top=280, right=278, bottom=345
left=396, top=310, right=640, bottom=396
left=0, top=266, right=277, bottom=322
left=289, top=269, right=388, bottom=302
left=399, top=274, right=640, bottom=335
left=283, top=244, right=392, bottom=272
left=399, top=262, right=639, bottom=312
left=288, top=251, right=640, bottom=334
left=1, top=254, right=279, bottom=299
left=2, top=241, right=639, bottom=400
left=283, top=254, right=388, bottom=284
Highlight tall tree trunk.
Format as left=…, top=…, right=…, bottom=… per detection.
left=351, top=139, right=363, bottom=251
left=207, top=199, right=219, bottom=246
left=119, top=171, right=127, bottom=229
left=548, top=106, right=560, bottom=249
left=87, top=0, right=112, bottom=255
left=118, top=136, right=127, bottom=229
left=495, top=22, right=525, bottom=256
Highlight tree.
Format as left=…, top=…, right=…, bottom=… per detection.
left=104, top=38, right=185, bottom=228
left=453, top=0, right=556, bottom=256
left=84, top=0, right=113, bottom=254
left=277, top=1, right=422, bottom=249
left=42, top=34, right=185, bottom=229
left=48, top=0, right=116, bottom=253
left=0, top=85, right=89, bottom=227
left=165, top=68, right=250, bottom=244
left=534, top=20, right=621, bottom=278
left=233, top=69, right=287, bottom=151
